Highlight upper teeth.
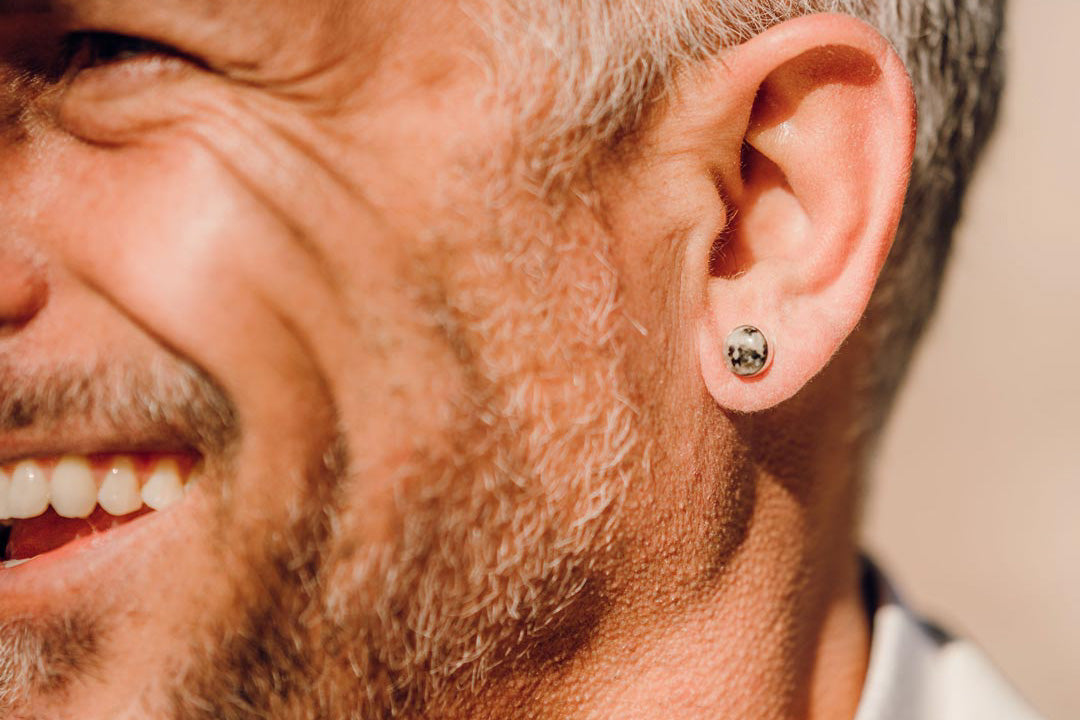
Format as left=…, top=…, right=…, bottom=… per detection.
left=0, top=455, right=195, bottom=521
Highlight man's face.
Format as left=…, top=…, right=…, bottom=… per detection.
left=0, top=1, right=661, bottom=716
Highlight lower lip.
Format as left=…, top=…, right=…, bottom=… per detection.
left=0, top=505, right=180, bottom=600
left=4, top=513, right=152, bottom=566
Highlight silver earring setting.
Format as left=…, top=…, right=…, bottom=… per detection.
left=724, top=325, right=771, bottom=377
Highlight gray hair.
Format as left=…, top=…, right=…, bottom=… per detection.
left=486, top=0, right=1006, bottom=446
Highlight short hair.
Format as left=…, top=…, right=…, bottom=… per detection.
left=487, top=0, right=1006, bottom=446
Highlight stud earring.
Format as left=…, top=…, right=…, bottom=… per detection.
left=725, top=325, right=771, bottom=377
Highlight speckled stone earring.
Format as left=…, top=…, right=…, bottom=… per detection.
left=724, top=325, right=771, bottom=377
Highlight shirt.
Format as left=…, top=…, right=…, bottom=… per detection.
left=855, top=564, right=1045, bottom=720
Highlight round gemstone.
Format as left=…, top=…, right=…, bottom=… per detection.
left=724, top=325, right=770, bottom=377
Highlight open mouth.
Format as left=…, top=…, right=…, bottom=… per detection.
left=0, top=454, right=199, bottom=567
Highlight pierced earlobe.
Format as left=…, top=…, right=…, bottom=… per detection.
left=724, top=325, right=771, bottom=378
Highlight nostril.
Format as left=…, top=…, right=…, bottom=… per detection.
left=0, top=249, right=48, bottom=328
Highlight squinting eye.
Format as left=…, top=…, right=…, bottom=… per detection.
left=61, top=32, right=179, bottom=75
left=51, top=30, right=204, bottom=141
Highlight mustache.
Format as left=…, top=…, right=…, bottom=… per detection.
left=0, top=356, right=238, bottom=457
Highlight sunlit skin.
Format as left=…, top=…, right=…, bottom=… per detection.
left=0, top=1, right=914, bottom=718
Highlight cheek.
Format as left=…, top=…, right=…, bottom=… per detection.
left=32, top=135, right=347, bottom=485
left=25, top=129, right=473, bottom=540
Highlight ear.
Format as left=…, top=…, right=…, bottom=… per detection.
left=681, top=14, right=915, bottom=412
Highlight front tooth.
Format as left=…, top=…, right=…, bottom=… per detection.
left=141, top=459, right=184, bottom=511
left=0, top=466, right=11, bottom=520
left=10, top=460, right=49, bottom=519
left=99, top=457, right=142, bottom=516
left=51, top=455, right=98, bottom=519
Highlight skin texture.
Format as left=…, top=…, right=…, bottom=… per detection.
left=0, top=2, right=914, bottom=719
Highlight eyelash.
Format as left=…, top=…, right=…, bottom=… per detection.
left=60, top=32, right=179, bottom=75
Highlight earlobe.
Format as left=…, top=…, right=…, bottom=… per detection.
left=685, top=13, right=915, bottom=413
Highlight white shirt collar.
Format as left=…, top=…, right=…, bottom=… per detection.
left=855, top=562, right=1043, bottom=720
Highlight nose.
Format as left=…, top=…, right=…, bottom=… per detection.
left=0, top=246, right=47, bottom=329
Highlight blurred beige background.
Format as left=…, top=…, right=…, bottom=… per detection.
left=863, top=1, right=1079, bottom=718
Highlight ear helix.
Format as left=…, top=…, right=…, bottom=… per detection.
left=724, top=325, right=771, bottom=377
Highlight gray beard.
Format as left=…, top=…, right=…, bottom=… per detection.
left=0, top=209, right=642, bottom=720
left=0, top=390, right=629, bottom=719
left=170, top=402, right=634, bottom=720
left=166, top=212, right=644, bottom=718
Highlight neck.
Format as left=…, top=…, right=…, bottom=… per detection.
left=448, top=468, right=870, bottom=720
left=556, top=478, right=869, bottom=719
left=441, top=374, right=872, bottom=719
left=512, top=424, right=867, bottom=718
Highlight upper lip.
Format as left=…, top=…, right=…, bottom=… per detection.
left=0, top=424, right=199, bottom=466
left=0, top=359, right=237, bottom=465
